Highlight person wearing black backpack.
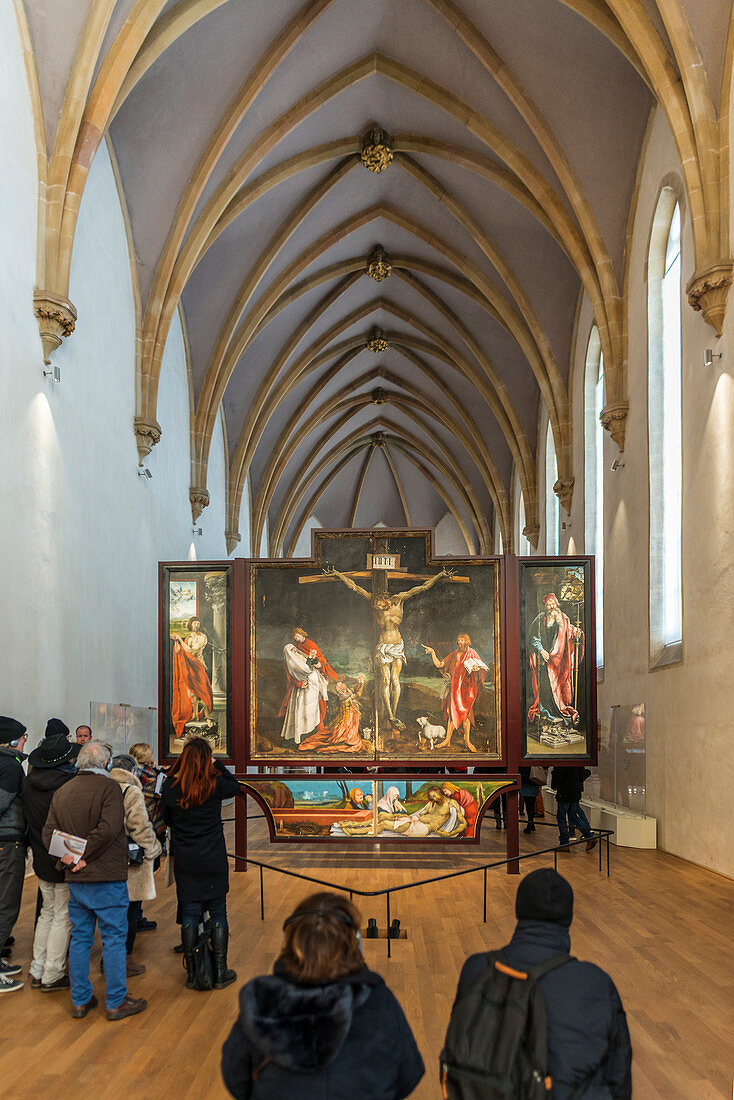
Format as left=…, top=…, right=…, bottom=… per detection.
left=442, top=869, right=631, bottom=1099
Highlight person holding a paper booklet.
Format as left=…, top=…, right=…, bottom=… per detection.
left=43, top=740, right=147, bottom=1021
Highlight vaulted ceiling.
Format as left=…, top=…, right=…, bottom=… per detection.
left=23, top=0, right=734, bottom=553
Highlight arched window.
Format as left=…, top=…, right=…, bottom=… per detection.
left=647, top=195, right=682, bottom=662
left=493, top=509, right=503, bottom=554
left=514, top=467, right=531, bottom=555
left=584, top=328, right=604, bottom=668
left=544, top=421, right=559, bottom=554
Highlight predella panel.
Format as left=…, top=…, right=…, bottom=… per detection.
left=242, top=774, right=514, bottom=843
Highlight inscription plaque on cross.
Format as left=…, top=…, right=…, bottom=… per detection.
left=299, top=536, right=468, bottom=743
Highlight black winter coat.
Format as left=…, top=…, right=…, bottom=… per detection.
left=221, top=962, right=424, bottom=1100
left=0, top=745, right=27, bottom=843
left=161, top=762, right=241, bottom=902
left=21, top=765, right=76, bottom=882
left=456, top=921, right=631, bottom=1099
left=551, top=767, right=591, bottom=804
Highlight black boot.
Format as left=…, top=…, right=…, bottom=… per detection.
left=211, top=923, right=237, bottom=989
left=181, top=923, right=197, bottom=989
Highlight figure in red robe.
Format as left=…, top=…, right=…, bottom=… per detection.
left=527, top=593, right=584, bottom=726
left=170, top=618, right=214, bottom=737
left=298, top=677, right=370, bottom=754
left=422, top=633, right=489, bottom=753
left=441, top=781, right=478, bottom=837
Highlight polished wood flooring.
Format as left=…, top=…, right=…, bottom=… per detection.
left=2, top=807, right=733, bottom=1099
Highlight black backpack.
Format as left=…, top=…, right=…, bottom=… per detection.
left=440, top=949, right=573, bottom=1099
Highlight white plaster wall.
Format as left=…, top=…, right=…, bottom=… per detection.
left=0, top=11, right=228, bottom=748
left=566, top=106, right=734, bottom=878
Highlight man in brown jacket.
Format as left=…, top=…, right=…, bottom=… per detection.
left=43, top=740, right=147, bottom=1021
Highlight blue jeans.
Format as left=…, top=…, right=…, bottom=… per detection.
left=557, top=801, right=592, bottom=844
left=68, top=881, right=128, bottom=1010
left=180, top=896, right=227, bottom=932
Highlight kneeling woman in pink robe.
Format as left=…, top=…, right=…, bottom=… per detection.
left=298, top=676, right=370, bottom=754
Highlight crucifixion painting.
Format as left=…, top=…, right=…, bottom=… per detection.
left=249, top=530, right=502, bottom=763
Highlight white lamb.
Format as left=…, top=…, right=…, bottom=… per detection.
left=416, top=715, right=445, bottom=749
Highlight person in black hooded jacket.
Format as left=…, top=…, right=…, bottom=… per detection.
left=452, top=868, right=632, bottom=1099
left=221, top=891, right=424, bottom=1100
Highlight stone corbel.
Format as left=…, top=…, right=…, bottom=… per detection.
left=190, top=487, right=210, bottom=524
left=33, top=290, right=77, bottom=364
left=553, top=476, right=575, bottom=514
left=686, top=262, right=733, bottom=337
left=600, top=401, right=629, bottom=452
left=133, top=417, right=162, bottom=462
left=225, top=530, right=241, bottom=555
left=522, top=523, right=540, bottom=550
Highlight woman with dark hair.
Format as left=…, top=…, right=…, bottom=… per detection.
left=221, top=891, right=424, bottom=1099
left=161, top=737, right=242, bottom=989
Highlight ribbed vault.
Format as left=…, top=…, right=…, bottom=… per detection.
left=21, top=0, right=734, bottom=552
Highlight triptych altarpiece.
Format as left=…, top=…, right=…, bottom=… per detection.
left=159, top=530, right=596, bottom=846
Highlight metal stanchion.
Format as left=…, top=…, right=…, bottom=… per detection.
left=483, top=867, right=487, bottom=923
left=259, top=864, right=264, bottom=920
left=386, top=891, right=391, bottom=959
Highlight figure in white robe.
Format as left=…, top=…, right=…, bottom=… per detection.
left=279, top=642, right=330, bottom=745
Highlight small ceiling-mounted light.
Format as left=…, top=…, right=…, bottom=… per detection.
left=704, top=348, right=722, bottom=367
left=43, top=364, right=61, bottom=383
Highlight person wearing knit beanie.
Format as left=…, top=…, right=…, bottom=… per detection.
left=449, top=868, right=632, bottom=1098
left=515, top=868, right=574, bottom=928
left=0, top=716, right=29, bottom=993
left=44, top=718, right=70, bottom=740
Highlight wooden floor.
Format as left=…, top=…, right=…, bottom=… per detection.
left=2, top=809, right=733, bottom=1099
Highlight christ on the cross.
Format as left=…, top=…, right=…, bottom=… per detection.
left=323, top=564, right=451, bottom=731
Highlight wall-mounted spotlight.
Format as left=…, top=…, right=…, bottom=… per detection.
left=704, top=349, right=722, bottom=367
left=561, top=521, right=572, bottom=531
left=137, top=466, right=152, bottom=479
left=192, top=526, right=202, bottom=536
left=611, top=455, right=625, bottom=472
left=43, top=364, right=61, bottom=383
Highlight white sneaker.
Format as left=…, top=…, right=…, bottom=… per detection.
left=0, top=972, right=23, bottom=993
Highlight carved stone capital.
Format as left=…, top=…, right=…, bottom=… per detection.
left=686, top=262, right=733, bottom=337
left=599, top=401, right=629, bottom=451
left=133, top=417, right=162, bottom=461
left=225, top=530, right=241, bottom=555
left=190, top=486, right=210, bottom=524
left=553, top=476, right=575, bottom=514
left=33, top=290, right=77, bottom=364
left=522, top=523, right=540, bottom=550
